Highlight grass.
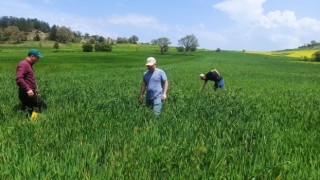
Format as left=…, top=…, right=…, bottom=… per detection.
left=0, top=42, right=319, bottom=179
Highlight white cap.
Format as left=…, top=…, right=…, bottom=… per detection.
left=199, top=74, right=205, bottom=78
left=146, top=57, right=156, bottom=65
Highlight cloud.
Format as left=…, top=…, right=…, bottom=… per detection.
left=107, top=14, right=168, bottom=31
left=212, top=0, right=320, bottom=50
left=298, top=17, right=320, bottom=32
left=260, top=10, right=320, bottom=32
left=269, top=34, right=301, bottom=49
left=260, top=10, right=298, bottom=29
left=213, top=0, right=265, bottom=23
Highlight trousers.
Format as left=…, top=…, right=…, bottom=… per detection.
left=146, top=97, right=162, bottom=116
left=19, top=91, right=47, bottom=115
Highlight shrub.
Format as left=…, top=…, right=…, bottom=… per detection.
left=312, top=51, right=320, bottom=62
left=94, top=42, right=112, bottom=52
left=33, top=34, right=41, bottom=41
left=176, top=46, right=184, bottom=52
left=53, top=42, right=60, bottom=52
left=82, top=42, right=93, bottom=52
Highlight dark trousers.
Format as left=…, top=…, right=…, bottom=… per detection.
left=19, top=91, right=47, bottom=115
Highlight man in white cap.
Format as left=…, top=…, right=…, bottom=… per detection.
left=199, top=69, right=225, bottom=91
left=139, top=57, right=168, bottom=116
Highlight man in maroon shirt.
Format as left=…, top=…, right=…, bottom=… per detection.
left=16, top=49, right=47, bottom=116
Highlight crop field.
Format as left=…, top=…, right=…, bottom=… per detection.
left=0, top=43, right=319, bottom=179
left=248, top=49, right=318, bottom=59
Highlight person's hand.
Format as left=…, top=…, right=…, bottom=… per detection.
left=27, top=90, right=34, bottom=97
left=139, top=95, right=144, bottom=103
left=162, top=94, right=167, bottom=101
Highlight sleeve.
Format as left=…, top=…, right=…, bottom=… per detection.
left=161, top=70, right=167, bottom=82
left=142, top=73, right=147, bottom=84
left=16, top=63, right=30, bottom=92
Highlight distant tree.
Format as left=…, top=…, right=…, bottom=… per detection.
left=71, top=36, right=81, bottom=43
left=83, top=33, right=90, bottom=42
left=106, top=37, right=114, bottom=44
left=151, top=37, right=171, bottom=54
left=70, top=31, right=82, bottom=43
left=53, top=42, right=60, bottom=52
left=216, top=48, right=221, bottom=52
left=0, top=16, right=50, bottom=32
left=310, top=40, right=317, bottom=45
left=178, top=34, right=199, bottom=53
left=33, top=33, right=41, bottom=41
left=312, top=51, right=320, bottom=62
left=116, top=37, right=128, bottom=44
left=82, top=42, right=93, bottom=52
left=89, top=37, right=96, bottom=44
left=56, top=26, right=74, bottom=43
left=128, top=35, right=139, bottom=44
left=49, top=24, right=57, bottom=41
left=73, top=31, right=82, bottom=38
left=98, top=36, right=105, bottom=43
left=0, top=28, right=3, bottom=41
left=3, top=25, right=25, bottom=42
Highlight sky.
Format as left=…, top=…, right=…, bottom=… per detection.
left=1, top=0, right=319, bottom=51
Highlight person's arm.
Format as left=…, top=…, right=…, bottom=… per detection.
left=162, top=80, right=168, bottom=101
left=139, top=82, right=146, bottom=102
left=200, top=80, right=208, bottom=90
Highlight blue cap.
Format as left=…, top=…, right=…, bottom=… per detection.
left=28, top=49, right=44, bottom=58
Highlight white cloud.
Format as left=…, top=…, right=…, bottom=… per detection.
left=259, top=10, right=298, bottom=29
left=212, top=0, right=320, bottom=50
left=269, top=34, right=301, bottom=49
left=107, top=14, right=168, bottom=31
left=213, top=0, right=265, bottom=23
left=298, top=17, right=320, bottom=32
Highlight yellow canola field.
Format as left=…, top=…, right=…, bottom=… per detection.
left=247, top=50, right=318, bottom=58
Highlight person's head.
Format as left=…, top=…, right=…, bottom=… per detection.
left=146, top=57, right=156, bottom=71
left=27, top=49, right=44, bottom=64
left=199, top=73, right=206, bottom=80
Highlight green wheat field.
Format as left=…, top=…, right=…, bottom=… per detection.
left=0, top=42, right=319, bottom=179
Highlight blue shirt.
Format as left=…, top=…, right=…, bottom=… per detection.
left=143, top=68, right=167, bottom=100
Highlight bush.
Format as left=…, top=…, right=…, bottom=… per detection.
left=53, top=42, right=60, bottom=52
left=312, top=51, right=320, bottom=62
left=160, top=45, right=169, bottom=54
left=176, top=46, right=184, bottom=52
left=94, top=42, right=112, bottom=52
left=33, top=34, right=41, bottom=41
left=82, top=42, right=93, bottom=52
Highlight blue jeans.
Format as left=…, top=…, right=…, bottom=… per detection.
left=214, top=78, right=225, bottom=91
left=146, top=97, right=162, bottom=116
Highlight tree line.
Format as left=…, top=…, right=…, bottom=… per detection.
left=0, top=16, right=200, bottom=54
left=0, top=16, right=50, bottom=33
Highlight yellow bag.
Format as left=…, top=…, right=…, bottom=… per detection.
left=31, top=111, right=39, bottom=120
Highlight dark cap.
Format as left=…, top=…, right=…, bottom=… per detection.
left=28, top=49, right=44, bottom=58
